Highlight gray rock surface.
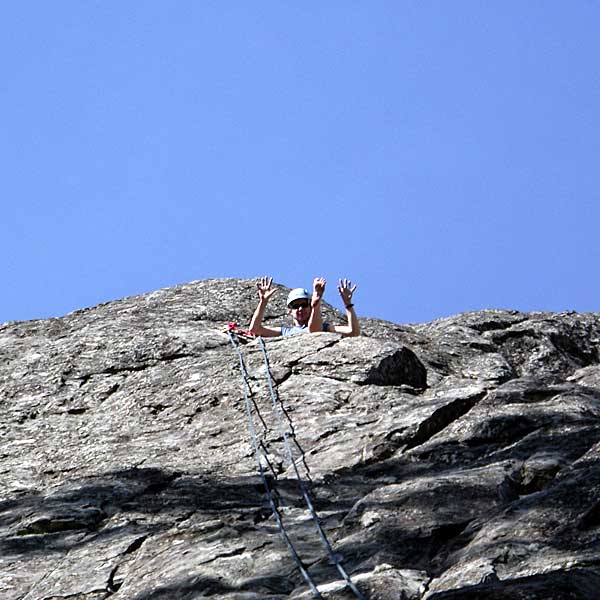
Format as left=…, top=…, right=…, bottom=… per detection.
left=1, top=278, right=599, bottom=599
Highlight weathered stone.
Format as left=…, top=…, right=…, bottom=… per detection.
left=1, top=280, right=600, bottom=599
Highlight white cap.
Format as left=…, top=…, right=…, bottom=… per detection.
left=286, top=288, right=311, bottom=307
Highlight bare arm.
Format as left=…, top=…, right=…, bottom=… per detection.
left=327, top=278, right=360, bottom=337
left=308, top=277, right=326, bottom=333
left=249, top=276, right=281, bottom=337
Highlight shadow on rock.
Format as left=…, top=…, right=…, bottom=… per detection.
left=0, top=467, right=267, bottom=556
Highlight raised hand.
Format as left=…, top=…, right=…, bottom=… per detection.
left=338, top=278, right=357, bottom=307
left=256, top=276, right=278, bottom=302
left=312, top=277, right=326, bottom=304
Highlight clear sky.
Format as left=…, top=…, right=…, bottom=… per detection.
left=2, top=2, right=599, bottom=325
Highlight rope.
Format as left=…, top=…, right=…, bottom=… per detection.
left=257, top=337, right=366, bottom=600
left=227, top=331, right=324, bottom=599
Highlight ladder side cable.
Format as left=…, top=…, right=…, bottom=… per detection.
left=257, top=336, right=366, bottom=600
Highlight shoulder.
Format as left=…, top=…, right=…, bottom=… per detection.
left=281, top=325, right=308, bottom=337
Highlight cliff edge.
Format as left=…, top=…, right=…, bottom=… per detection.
left=2, top=279, right=600, bottom=599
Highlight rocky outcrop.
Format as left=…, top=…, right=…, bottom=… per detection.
left=1, top=278, right=599, bottom=599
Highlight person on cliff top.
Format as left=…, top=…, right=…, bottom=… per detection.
left=249, top=276, right=360, bottom=338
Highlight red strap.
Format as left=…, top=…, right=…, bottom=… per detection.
left=225, top=321, right=256, bottom=338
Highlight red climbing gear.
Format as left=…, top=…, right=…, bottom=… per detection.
left=222, top=321, right=256, bottom=342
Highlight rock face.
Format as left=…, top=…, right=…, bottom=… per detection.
left=1, top=278, right=600, bottom=599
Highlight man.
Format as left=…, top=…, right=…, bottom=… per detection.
left=249, top=276, right=360, bottom=338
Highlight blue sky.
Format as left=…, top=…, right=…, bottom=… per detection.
left=2, top=2, right=599, bottom=325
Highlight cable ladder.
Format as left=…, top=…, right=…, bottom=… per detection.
left=228, top=331, right=366, bottom=600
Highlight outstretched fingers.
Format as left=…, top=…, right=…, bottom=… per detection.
left=312, top=277, right=326, bottom=302
left=258, top=275, right=273, bottom=290
left=338, top=278, right=357, bottom=293
left=257, top=276, right=277, bottom=300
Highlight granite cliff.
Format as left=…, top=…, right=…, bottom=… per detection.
left=1, top=279, right=600, bottom=599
